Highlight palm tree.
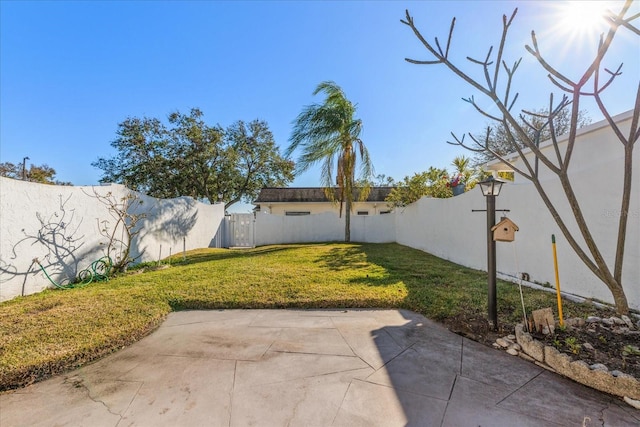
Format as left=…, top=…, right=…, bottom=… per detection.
left=287, top=81, right=373, bottom=242
left=451, top=155, right=478, bottom=191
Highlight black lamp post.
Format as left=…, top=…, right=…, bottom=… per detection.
left=477, top=176, right=504, bottom=330
left=22, top=156, right=30, bottom=181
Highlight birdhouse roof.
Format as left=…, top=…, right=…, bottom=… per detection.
left=491, top=217, right=519, bottom=232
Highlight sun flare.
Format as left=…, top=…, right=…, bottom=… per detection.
left=556, top=1, right=614, bottom=37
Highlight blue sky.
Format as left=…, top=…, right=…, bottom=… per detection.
left=1, top=1, right=638, bottom=211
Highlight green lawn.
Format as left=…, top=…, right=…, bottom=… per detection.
left=0, top=243, right=612, bottom=391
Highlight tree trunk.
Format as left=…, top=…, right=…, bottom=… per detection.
left=607, top=276, right=630, bottom=315
left=345, top=197, right=351, bottom=242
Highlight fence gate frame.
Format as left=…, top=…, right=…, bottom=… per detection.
left=226, top=213, right=255, bottom=248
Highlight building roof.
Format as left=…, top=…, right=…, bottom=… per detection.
left=254, top=187, right=394, bottom=204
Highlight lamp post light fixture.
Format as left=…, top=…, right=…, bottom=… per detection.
left=477, top=176, right=505, bottom=330
left=22, top=156, right=30, bottom=181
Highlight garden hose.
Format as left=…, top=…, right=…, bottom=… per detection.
left=33, top=256, right=113, bottom=289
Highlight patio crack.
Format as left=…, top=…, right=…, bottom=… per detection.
left=228, top=360, right=238, bottom=427
left=64, top=375, right=127, bottom=420
left=331, top=382, right=353, bottom=426
left=495, top=369, right=544, bottom=406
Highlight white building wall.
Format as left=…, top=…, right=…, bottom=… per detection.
left=0, top=178, right=224, bottom=301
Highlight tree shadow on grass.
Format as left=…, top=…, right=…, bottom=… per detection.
left=314, top=243, right=471, bottom=290
left=170, top=244, right=316, bottom=267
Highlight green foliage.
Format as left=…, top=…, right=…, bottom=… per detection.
left=385, top=168, right=451, bottom=207
left=93, top=108, right=294, bottom=209
left=497, top=171, right=515, bottom=181
left=287, top=81, right=374, bottom=241
left=385, top=156, right=481, bottom=208
left=622, top=345, right=640, bottom=357
left=0, top=162, right=72, bottom=185
left=564, top=336, right=581, bottom=354
left=356, top=173, right=395, bottom=187
left=385, top=172, right=431, bottom=207
left=448, top=155, right=479, bottom=190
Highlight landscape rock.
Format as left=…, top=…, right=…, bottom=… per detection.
left=612, top=327, right=629, bottom=334
left=586, top=316, right=601, bottom=324
left=623, top=396, right=640, bottom=410
left=506, top=348, right=519, bottom=356
left=620, top=315, right=634, bottom=329
left=496, top=338, right=510, bottom=348
left=612, top=317, right=627, bottom=326
left=582, top=342, right=594, bottom=351
left=515, top=323, right=640, bottom=400
left=508, top=343, right=521, bottom=352
left=601, top=317, right=614, bottom=326
left=565, top=318, right=586, bottom=328
left=506, top=334, right=516, bottom=341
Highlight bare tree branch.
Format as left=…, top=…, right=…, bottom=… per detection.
left=403, top=0, right=638, bottom=313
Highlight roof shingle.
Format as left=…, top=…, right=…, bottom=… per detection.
left=254, top=187, right=393, bottom=204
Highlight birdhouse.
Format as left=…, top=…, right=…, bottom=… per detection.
left=491, top=217, right=519, bottom=242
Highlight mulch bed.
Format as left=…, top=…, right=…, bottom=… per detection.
left=444, top=313, right=640, bottom=380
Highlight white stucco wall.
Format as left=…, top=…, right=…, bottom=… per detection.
left=0, top=178, right=224, bottom=301
left=396, top=110, right=639, bottom=311
left=255, top=210, right=396, bottom=246
left=395, top=192, right=487, bottom=269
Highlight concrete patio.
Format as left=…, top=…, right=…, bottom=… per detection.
left=1, top=309, right=638, bottom=426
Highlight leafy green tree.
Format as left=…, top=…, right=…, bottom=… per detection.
left=93, top=108, right=294, bottom=209
left=425, top=166, right=452, bottom=198
left=356, top=173, right=396, bottom=188
left=225, top=120, right=297, bottom=208
left=0, top=162, right=71, bottom=185
left=385, top=172, right=431, bottom=208
left=402, top=1, right=638, bottom=314
left=287, top=81, right=374, bottom=242
left=386, top=168, right=444, bottom=207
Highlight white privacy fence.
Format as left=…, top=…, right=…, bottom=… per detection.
left=395, top=111, right=639, bottom=311
left=254, top=211, right=396, bottom=246
left=0, top=178, right=225, bottom=301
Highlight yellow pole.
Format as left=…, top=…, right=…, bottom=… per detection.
left=552, top=234, right=564, bottom=327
